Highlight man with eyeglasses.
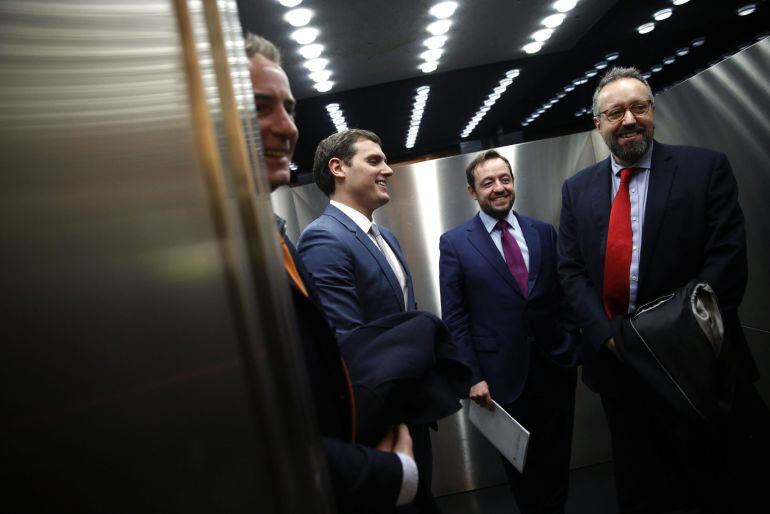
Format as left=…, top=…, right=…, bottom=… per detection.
left=557, top=66, right=769, bottom=513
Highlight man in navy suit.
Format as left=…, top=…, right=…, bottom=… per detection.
left=439, top=150, right=578, bottom=514
left=298, top=129, right=439, bottom=513
left=558, top=66, right=769, bottom=513
left=247, top=34, right=417, bottom=513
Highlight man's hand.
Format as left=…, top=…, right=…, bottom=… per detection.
left=376, top=423, right=414, bottom=460
left=469, top=380, right=494, bottom=411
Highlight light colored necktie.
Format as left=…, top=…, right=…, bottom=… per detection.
left=369, top=223, right=408, bottom=309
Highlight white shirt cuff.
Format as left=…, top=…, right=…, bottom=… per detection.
left=394, top=452, right=419, bottom=506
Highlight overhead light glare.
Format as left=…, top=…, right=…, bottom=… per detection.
left=429, top=1, right=458, bottom=19
left=523, top=41, right=543, bottom=54
left=642, top=72, right=652, bottom=79
left=310, top=70, right=332, bottom=83
left=303, top=58, right=328, bottom=71
left=564, top=85, right=575, bottom=92
left=298, top=43, right=324, bottom=59
left=278, top=0, right=302, bottom=6
left=737, top=4, right=756, bottom=16
left=605, top=51, right=619, bottom=61
left=595, top=60, right=608, bottom=70
left=424, top=35, right=448, bottom=49
left=284, top=8, right=313, bottom=27
left=427, top=19, right=452, bottom=35
left=291, top=27, right=319, bottom=45
left=325, top=103, right=340, bottom=112
left=691, top=37, right=706, bottom=47
left=671, top=0, right=690, bottom=5
left=506, top=68, right=520, bottom=78
left=585, top=69, right=597, bottom=77
left=557, top=92, right=566, bottom=98
left=421, top=48, right=443, bottom=62
left=637, top=22, right=655, bottom=35
left=676, top=47, right=689, bottom=56
left=314, top=81, right=333, bottom=92
left=500, top=78, right=513, bottom=86
left=662, top=56, right=676, bottom=65
left=532, top=28, right=554, bottom=42
left=420, top=61, right=438, bottom=73
left=651, top=65, right=663, bottom=72
left=653, top=8, right=673, bottom=21
left=542, top=13, right=566, bottom=28
left=553, top=0, right=578, bottom=13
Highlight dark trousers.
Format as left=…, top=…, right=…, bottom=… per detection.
left=601, top=367, right=770, bottom=514
left=499, top=353, right=577, bottom=514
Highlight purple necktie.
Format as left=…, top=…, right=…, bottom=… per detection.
left=496, top=219, right=528, bottom=298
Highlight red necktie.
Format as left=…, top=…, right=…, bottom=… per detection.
left=603, top=167, right=638, bottom=319
left=496, top=219, right=528, bottom=298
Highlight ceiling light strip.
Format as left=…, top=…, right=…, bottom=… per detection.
left=523, top=0, right=580, bottom=55
left=421, top=2, right=459, bottom=73
left=460, top=69, right=520, bottom=138
left=278, top=1, right=336, bottom=92
left=325, top=103, right=349, bottom=133
left=405, top=86, right=430, bottom=149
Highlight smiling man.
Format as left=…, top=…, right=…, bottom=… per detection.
left=439, top=150, right=578, bottom=514
left=298, top=129, right=440, bottom=513
left=558, top=66, right=769, bottom=513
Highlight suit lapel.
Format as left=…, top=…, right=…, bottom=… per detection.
left=326, top=204, right=406, bottom=311
left=466, top=214, right=525, bottom=298
left=639, top=141, right=676, bottom=287
left=284, top=235, right=326, bottom=311
left=380, top=229, right=416, bottom=311
left=590, top=158, right=613, bottom=286
left=516, top=213, right=541, bottom=295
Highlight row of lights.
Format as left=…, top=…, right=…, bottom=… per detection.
left=522, top=51, right=619, bottom=126
left=419, top=2, right=460, bottom=73
left=636, top=0, right=693, bottom=35
left=405, top=86, right=431, bottom=148
left=460, top=69, right=520, bottom=138
left=276, top=0, right=336, bottom=92
left=639, top=37, right=706, bottom=80
left=325, top=103, right=349, bottom=132
left=523, top=0, right=579, bottom=54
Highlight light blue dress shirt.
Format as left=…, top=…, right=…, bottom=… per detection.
left=609, top=141, right=653, bottom=312
left=478, top=208, right=530, bottom=272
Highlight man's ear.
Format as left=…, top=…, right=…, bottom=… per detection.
left=593, top=116, right=601, bottom=131
left=466, top=184, right=477, bottom=200
left=329, top=157, right=345, bottom=178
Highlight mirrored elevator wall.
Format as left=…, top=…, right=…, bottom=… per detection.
left=272, top=37, right=770, bottom=496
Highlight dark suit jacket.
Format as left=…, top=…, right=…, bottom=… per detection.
left=283, top=236, right=403, bottom=513
left=439, top=211, right=577, bottom=405
left=298, top=203, right=417, bottom=341
left=557, top=141, right=757, bottom=394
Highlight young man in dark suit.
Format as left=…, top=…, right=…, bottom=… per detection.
left=558, top=65, right=769, bottom=513
left=439, top=150, right=578, bottom=514
left=246, top=34, right=417, bottom=513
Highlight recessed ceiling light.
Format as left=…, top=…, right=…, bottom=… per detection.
left=542, top=13, right=566, bottom=28
left=651, top=64, right=663, bottom=72
left=642, top=72, right=652, bottom=79
left=427, top=19, right=452, bottom=35
left=605, top=51, right=619, bottom=60
left=429, top=1, right=458, bottom=19
left=499, top=78, right=513, bottom=86
left=564, top=84, right=575, bottom=91
left=424, top=35, right=448, bottom=49
left=420, top=61, right=439, bottom=73
left=421, top=48, right=443, bottom=62
left=553, top=0, right=578, bottom=13
left=574, top=110, right=584, bottom=117
left=737, top=4, right=756, bottom=16
left=676, top=47, right=689, bottom=56
left=653, top=8, right=673, bottom=21
left=314, top=81, right=333, bottom=92
left=595, top=60, right=608, bottom=69
left=585, top=69, right=598, bottom=77
left=671, top=0, right=690, bottom=5
left=284, top=8, right=313, bottom=27
left=523, top=41, right=543, bottom=54
left=278, top=0, right=302, bottom=7
left=532, top=28, right=554, bottom=42
left=506, top=68, right=520, bottom=78
left=691, top=37, right=706, bottom=46
left=325, top=103, right=339, bottom=112
left=662, top=56, right=676, bottom=65
left=310, top=70, right=332, bottom=83
left=303, top=57, right=328, bottom=71
left=298, top=43, right=323, bottom=59
left=291, top=27, right=319, bottom=44
left=557, top=92, right=566, bottom=98
left=637, top=22, right=655, bottom=35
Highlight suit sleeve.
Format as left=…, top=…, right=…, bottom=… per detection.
left=697, top=152, right=747, bottom=313
left=439, top=233, right=483, bottom=385
left=543, top=224, right=581, bottom=367
left=298, top=226, right=364, bottom=338
left=557, top=179, right=614, bottom=351
left=322, top=437, right=403, bottom=513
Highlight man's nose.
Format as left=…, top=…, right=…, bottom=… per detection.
left=382, top=164, right=393, bottom=176
left=272, top=108, right=298, bottom=137
left=621, top=108, right=637, bottom=125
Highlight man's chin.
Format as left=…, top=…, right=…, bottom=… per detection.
left=267, top=168, right=291, bottom=191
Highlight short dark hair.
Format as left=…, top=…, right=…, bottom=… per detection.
left=592, top=66, right=653, bottom=116
left=244, top=33, right=282, bottom=65
left=313, top=129, right=382, bottom=196
left=465, top=149, right=513, bottom=189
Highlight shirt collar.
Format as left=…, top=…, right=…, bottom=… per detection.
left=611, top=140, right=654, bottom=176
left=478, top=208, right=517, bottom=235
left=330, top=199, right=373, bottom=233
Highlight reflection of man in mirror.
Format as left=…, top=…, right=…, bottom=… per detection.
left=246, top=34, right=418, bottom=513
left=558, top=65, right=770, bottom=513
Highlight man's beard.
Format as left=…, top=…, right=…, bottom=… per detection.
left=607, top=129, right=652, bottom=164
left=481, top=193, right=514, bottom=219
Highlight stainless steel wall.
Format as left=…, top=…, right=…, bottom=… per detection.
left=272, top=37, right=770, bottom=496
left=1, top=1, right=333, bottom=512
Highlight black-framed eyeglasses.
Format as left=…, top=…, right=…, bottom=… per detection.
left=597, top=100, right=654, bottom=123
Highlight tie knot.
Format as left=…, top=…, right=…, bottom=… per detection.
left=495, top=219, right=510, bottom=232
left=369, top=223, right=381, bottom=238
left=619, top=167, right=639, bottom=184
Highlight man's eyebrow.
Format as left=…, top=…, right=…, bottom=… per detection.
left=253, top=93, right=273, bottom=101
